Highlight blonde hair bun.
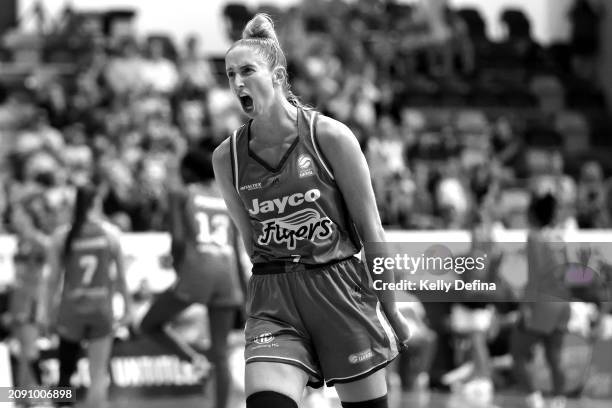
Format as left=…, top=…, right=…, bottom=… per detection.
left=242, top=13, right=279, bottom=43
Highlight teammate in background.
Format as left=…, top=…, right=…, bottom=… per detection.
left=40, top=184, right=133, bottom=408
left=511, top=191, right=569, bottom=408
left=214, top=14, right=410, bottom=408
left=446, top=172, right=507, bottom=404
left=7, top=174, right=71, bottom=392
left=139, top=149, right=244, bottom=408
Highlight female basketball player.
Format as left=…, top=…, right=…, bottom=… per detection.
left=139, top=149, right=244, bottom=408
left=511, top=191, right=569, bottom=408
left=213, top=14, right=411, bottom=408
left=41, top=185, right=133, bottom=408
left=8, top=184, right=58, bottom=392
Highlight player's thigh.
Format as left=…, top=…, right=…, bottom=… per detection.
left=334, top=368, right=388, bottom=403
left=245, top=362, right=309, bottom=404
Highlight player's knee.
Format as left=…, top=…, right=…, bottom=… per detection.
left=246, top=391, right=297, bottom=408
left=341, top=395, right=388, bottom=408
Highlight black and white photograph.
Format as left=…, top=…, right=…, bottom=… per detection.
left=0, top=1, right=611, bottom=407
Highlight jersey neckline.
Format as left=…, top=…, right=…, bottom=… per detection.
left=246, top=108, right=301, bottom=174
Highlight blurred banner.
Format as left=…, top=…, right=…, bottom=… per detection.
left=38, top=336, right=207, bottom=398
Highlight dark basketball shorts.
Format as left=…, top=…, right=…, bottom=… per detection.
left=173, top=253, right=243, bottom=307
left=244, top=256, right=400, bottom=388
left=57, top=304, right=114, bottom=342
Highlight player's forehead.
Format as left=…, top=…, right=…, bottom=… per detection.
left=225, top=45, right=267, bottom=70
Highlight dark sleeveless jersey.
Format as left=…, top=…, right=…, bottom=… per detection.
left=60, top=220, right=116, bottom=313
left=179, top=183, right=239, bottom=272
left=230, top=108, right=361, bottom=265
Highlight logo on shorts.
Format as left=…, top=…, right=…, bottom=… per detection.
left=297, top=154, right=314, bottom=178
left=348, top=349, right=374, bottom=364
left=253, top=332, right=275, bottom=345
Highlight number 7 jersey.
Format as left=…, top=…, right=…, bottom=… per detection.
left=58, top=220, right=119, bottom=315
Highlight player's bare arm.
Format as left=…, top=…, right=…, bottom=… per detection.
left=316, top=115, right=411, bottom=346
left=109, top=229, right=134, bottom=326
left=40, top=230, right=65, bottom=329
left=213, top=138, right=254, bottom=257
left=168, top=189, right=188, bottom=267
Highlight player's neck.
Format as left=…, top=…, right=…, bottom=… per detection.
left=251, top=98, right=297, bottom=143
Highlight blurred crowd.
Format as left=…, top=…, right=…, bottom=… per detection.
left=0, top=32, right=240, bottom=234
left=0, top=0, right=610, bottom=236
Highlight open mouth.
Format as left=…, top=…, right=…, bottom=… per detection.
left=239, top=95, right=254, bottom=112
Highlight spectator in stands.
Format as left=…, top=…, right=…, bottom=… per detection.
left=178, top=35, right=217, bottom=97
left=435, top=158, right=470, bottom=229
left=568, top=0, right=603, bottom=81
left=366, top=115, right=406, bottom=214
left=576, top=161, right=610, bottom=228
left=104, top=37, right=146, bottom=97
left=530, top=151, right=577, bottom=230
left=62, top=123, right=94, bottom=186
left=382, top=172, right=416, bottom=228
left=16, top=109, right=65, bottom=157
left=177, top=99, right=208, bottom=147
left=0, top=0, right=608, bottom=241
left=490, top=116, right=522, bottom=174
left=428, top=5, right=475, bottom=78
left=142, top=37, right=179, bottom=95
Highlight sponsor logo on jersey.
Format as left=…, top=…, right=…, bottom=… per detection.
left=253, top=332, right=275, bottom=345
left=297, top=154, right=314, bottom=178
left=348, top=349, right=374, bottom=364
left=240, top=182, right=263, bottom=191
left=248, top=189, right=321, bottom=215
left=258, top=208, right=333, bottom=250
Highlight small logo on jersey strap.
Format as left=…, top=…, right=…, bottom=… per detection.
left=253, top=333, right=275, bottom=345
left=240, top=182, right=263, bottom=191
left=297, top=154, right=314, bottom=178
left=258, top=208, right=334, bottom=250
left=348, top=349, right=374, bottom=364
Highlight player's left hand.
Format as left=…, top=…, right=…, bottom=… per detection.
left=384, top=306, right=412, bottom=352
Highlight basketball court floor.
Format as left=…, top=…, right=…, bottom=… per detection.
left=109, top=387, right=610, bottom=408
